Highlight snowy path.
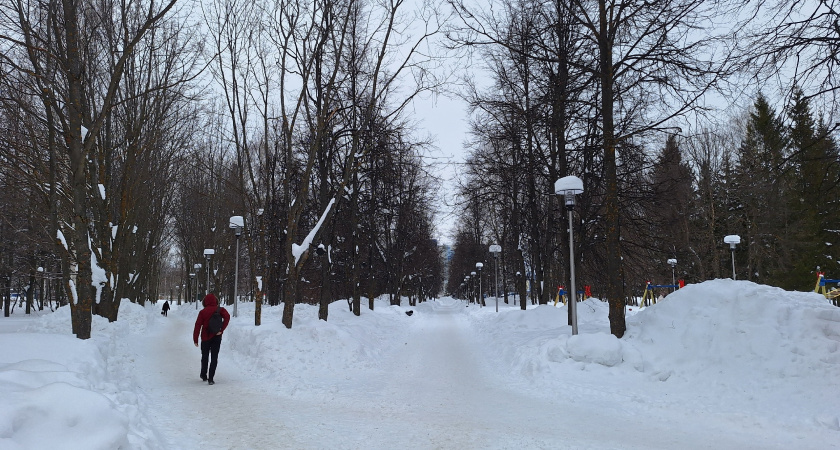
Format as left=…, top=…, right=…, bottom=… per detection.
left=133, top=301, right=819, bottom=449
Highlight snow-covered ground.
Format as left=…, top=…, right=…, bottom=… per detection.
left=1, top=279, right=839, bottom=449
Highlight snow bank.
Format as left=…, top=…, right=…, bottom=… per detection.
left=624, top=280, right=840, bottom=380
left=624, top=280, right=840, bottom=427
left=0, top=301, right=166, bottom=449
left=468, top=280, right=840, bottom=430
left=199, top=297, right=415, bottom=400
left=565, top=332, right=623, bottom=366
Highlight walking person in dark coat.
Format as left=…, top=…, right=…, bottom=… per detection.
left=161, top=300, right=170, bottom=316
left=193, top=293, right=230, bottom=385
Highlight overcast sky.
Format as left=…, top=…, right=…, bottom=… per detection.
left=413, top=92, right=469, bottom=246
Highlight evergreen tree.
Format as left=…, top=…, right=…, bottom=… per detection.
left=733, top=93, right=789, bottom=284
left=649, top=135, right=695, bottom=283
left=786, top=88, right=840, bottom=287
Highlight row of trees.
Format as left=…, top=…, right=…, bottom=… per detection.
left=0, top=0, right=185, bottom=336
left=1, top=0, right=837, bottom=339
left=448, top=91, right=839, bottom=301
left=0, top=0, right=446, bottom=337
left=443, top=0, right=840, bottom=337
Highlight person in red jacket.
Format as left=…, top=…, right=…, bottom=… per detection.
left=193, top=293, right=230, bottom=385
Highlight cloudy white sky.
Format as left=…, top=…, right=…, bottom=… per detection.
left=413, top=92, right=471, bottom=246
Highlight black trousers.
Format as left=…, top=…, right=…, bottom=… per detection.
left=200, top=335, right=222, bottom=381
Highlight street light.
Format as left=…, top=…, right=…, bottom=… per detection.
left=256, top=208, right=266, bottom=318
left=515, top=271, right=522, bottom=306
left=470, top=271, right=477, bottom=305
left=667, top=258, right=677, bottom=291
left=476, top=262, right=484, bottom=307
left=464, top=276, right=470, bottom=305
left=193, top=263, right=202, bottom=308
left=188, top=272, right=195, bottom=309
left=230, top=215, right=244, bottom=318
left=724, top=235, right=740, bottom=280
left=555, top=175, right=584, bottom=335
left=489, top=244, right=501, bottom=312
left=37, top=267, right=45, bottom=311
left=203, top=249, right=215, bottom=296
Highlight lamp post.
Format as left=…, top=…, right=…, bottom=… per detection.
left=724, top=235, right=740, bottom=280
left=464, top=276, right=470, bottom=305
left=515, top=271, right=522, bottom=306
left=256, top=208, right=265, bottom=325
left=193, top=263, right=202, bottom=308
left=230, top=215, right=244, bottom=318
left=489, top=245, right=501, bottom=311
left=37, top=267, right=44, bottom=311
left=203, top=249, right=215, bottom=297
left=667, top=258, right=677, bottom=291
left=188, top=272, right=195, bottom=308
left=475, top=262, right=484, bottom=307
left=470, top=271, right=477, bottom=304
left=555, top=175, right=584, bottom=335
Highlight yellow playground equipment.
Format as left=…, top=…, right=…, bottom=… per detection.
left=554, top=285, right=591, bottom=306
left=640, top=279, right=685, bottom=307
left=815, top=272, right=840, bottom=305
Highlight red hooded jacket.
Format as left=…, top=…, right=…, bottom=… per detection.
left=193, top=294, right=231, bottom=344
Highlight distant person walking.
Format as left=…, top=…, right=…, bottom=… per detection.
left=193, top=293, right=230, bottom=385
left=161, top=300, right=170, bottom=316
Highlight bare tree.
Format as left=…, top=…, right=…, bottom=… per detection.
left=743, top=1, right=840, bottom=108
left=1, top=0, right=180, bottom=337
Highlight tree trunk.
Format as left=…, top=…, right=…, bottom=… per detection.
left=282, top=265, right=300, bottom=329
left=255, top=290, right=262, bottom=327
left=3, top=275, right=10, bottom=317
left=318, top=258, right=332, bottom=321
left=599, top=0, right=626, bottom=338
left=93, top=284, right=119, bottom=322
left=350, top=169, right=361, bottom=316
left=26, top=270, right=35, bottom=315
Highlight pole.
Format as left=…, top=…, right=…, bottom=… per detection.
left=206, top=257, right=210, bottom=295
left=233, top=234, right=240, bottom=317
left=671, top=268, right=676, bottom=291
left=494, top=254, right=499, bottom=312
left=731, top=249, right=736, bottom=280
left=568, top=209, right=578, bottom=335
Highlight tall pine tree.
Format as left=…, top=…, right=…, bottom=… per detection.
left=650, top=135, right=695, bottom=282
left=786, top=88, right=840, bottom=288
left=733, top=93, right=789, bottom=284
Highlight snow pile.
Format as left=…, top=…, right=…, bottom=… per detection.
left=173, top=297, right=415, bottom=400
left=0, top=334, right=129, bottom=449
left=467, top=300, right=619, bottom=381
left=468, top=279, right=840, bottom=429
left=625, top=280, right=840, bottom=380
left=1, top=302, right=166, bottom=449
left=565, top=332, right=623, bottom=366
left=624, top=280, right=840, bottom=427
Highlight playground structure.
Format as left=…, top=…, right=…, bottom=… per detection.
left=640, top=279, right=685, bottom=306
left=814, top=272, right=840, bottom=307
left=554, top=285, right=591, bottom=306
